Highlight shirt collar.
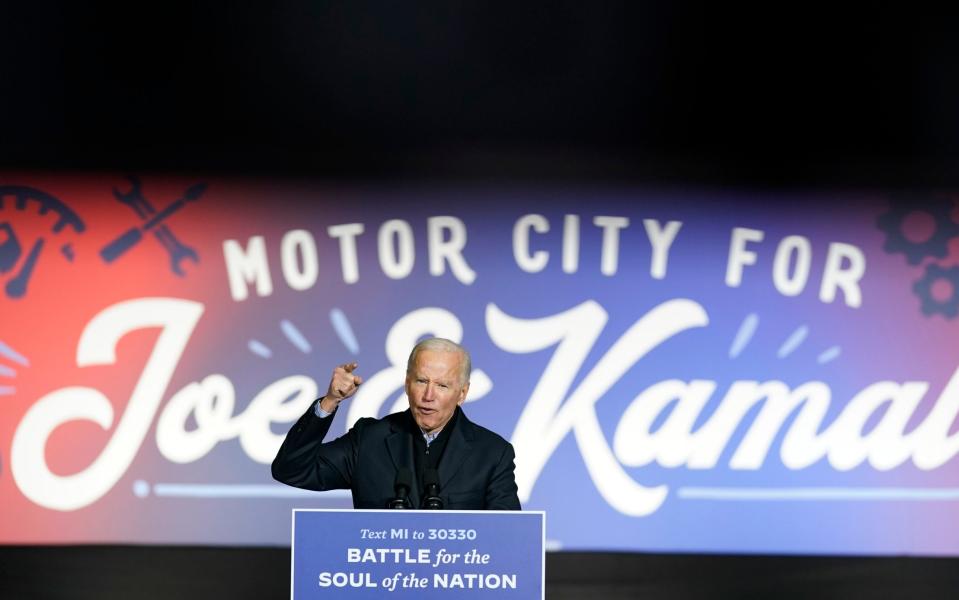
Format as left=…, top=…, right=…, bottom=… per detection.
left=410, top=406, right=459, bottom=446
left=422, top=428, right=441, bottom=446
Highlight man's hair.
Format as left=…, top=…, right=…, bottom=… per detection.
left=406, top=337, right=471, bottom=386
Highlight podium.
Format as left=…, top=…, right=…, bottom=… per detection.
left=290, top=509, right=545, bottom=599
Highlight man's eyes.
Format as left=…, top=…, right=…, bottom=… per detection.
left=415, top=379, right=449, bottom=389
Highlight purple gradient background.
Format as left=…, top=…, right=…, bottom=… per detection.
left=2, top=181, right=958, bottom=554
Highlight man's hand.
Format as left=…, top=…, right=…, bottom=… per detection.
left=319, top=362, right=363, bottom=413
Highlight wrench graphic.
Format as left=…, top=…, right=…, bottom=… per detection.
left=111, top=176, right=200, bottom=276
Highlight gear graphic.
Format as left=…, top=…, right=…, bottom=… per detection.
left=913, top=263, right=959, bottom=318
left=876, top=196, right=959, bottom=265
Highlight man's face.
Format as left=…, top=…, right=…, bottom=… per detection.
left=405, top=349, right=469, bottom=434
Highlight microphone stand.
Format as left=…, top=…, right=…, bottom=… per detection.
left=388, top=467, right=413, bottom=509
left=421, top=468, right=444, bottom=510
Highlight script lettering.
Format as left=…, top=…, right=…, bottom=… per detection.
left=487, top=299, right=709, bottom=516
left=11, top=298, right=203, bottom=510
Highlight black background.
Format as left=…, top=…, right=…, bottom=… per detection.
left=2, top=2, right=957, bottom=186
left=2, top=546, right=959, bottom=600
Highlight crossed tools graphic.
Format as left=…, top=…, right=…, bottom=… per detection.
left=99, top=176, right=206, bottom=276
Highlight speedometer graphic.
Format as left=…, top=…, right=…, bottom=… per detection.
left=0, top=186, right=86, bottom=299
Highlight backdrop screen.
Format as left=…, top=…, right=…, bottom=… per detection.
left=2, top=175, right=958, bottom=555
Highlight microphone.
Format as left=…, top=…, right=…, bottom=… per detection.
left=421, top=468, right=444, bottom=510
left=388, top=467, right=413, bottom=509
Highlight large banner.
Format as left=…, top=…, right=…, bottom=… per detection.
left=1, top=175, right=958, bottom=555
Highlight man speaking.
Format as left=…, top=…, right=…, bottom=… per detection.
left=272, top=338, right=521, bottom=510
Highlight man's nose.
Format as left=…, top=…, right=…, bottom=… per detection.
left=422, top=383, right=435, bottom=401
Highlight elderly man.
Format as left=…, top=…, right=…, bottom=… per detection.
left=272, top=338, right=521, bottom=510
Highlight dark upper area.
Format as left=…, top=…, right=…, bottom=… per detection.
left=1, top=2, right=957, bottom=187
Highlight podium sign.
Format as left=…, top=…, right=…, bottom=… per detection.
left=291, top=509, right=545, bottom=599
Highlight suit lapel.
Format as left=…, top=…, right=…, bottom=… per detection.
left=438, top=409, right=473, bottom=490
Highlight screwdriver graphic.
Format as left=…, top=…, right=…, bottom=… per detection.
left=100, top=183, right=206, bottom=263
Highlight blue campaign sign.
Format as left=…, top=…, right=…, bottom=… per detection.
left=291, top=509, right=545, bottom=599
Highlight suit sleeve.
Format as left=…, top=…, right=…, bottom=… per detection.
left=485, top=442, right=522, bottom=510
left=271, top=400, right=358, bottom=491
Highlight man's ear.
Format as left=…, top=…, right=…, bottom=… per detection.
left=457, top=382, right=470, bottom=405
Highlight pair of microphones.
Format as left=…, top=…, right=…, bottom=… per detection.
left=388, top=467, right=443, bottom=510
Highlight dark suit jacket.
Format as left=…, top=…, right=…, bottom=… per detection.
left=272, top=404, right=521, bottom=510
